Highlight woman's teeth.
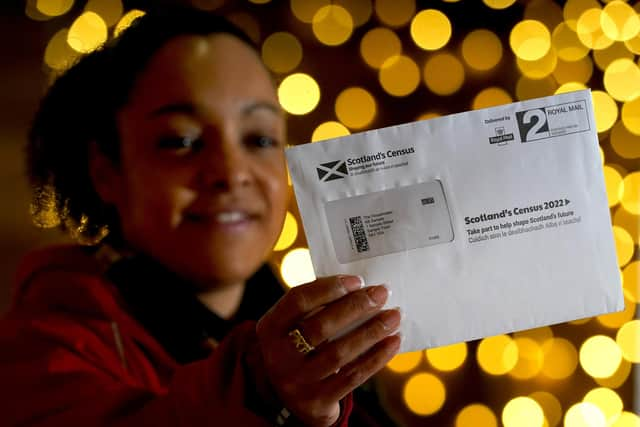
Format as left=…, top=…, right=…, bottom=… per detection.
left=215, top=211, right=247, bottom=223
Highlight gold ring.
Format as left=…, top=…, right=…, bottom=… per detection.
left=288, top=328, right=315, bottom=354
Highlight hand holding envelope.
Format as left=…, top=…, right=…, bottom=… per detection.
left=286, top=90, right=623, bottom=353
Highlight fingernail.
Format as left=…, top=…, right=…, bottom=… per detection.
left=340, top=275, right=364, bottom=292
left=367, top=285, right=389, bottom=306
left=381, top=309, right=401, bottom=330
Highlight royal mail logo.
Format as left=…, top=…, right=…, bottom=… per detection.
left=317, top=160, right=348, bottom=182
left=516, top=107, right=550, bottom=142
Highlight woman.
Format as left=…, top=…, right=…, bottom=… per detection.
left=0, top=6, right=401, bottom=427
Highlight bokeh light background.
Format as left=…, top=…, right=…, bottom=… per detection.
left=6, top=0, right=640, bottom=425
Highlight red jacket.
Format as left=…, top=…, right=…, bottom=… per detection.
left=0, top=245, right=352, bottom=426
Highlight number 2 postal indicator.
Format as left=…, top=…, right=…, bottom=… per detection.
left=516, top=99, right=591, bottom=143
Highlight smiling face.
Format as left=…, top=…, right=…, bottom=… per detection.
left=95, top=34, right=288, bottom=290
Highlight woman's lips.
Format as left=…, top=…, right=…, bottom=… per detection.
left=185, top=210, right=257, bottom=230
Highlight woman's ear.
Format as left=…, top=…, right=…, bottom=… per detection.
left=88, top=141, right=123, bottom=206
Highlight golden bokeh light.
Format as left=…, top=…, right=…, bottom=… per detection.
left=616, top=319, right=640, bottom=363
left=613, top=208, right=639, bottom=244
left=594, top=359, right=632, bottom=389
left=423, top=53, right=465, bottom=96
left=541, top=337, right=579, bottom=379
left=335, top=0, right=372, bottom=27
left=455, top=403, right=498, bottom=427
left=508, top=337, right=544, bottom=380
left=514, top=326, right=553, bottom=344
left=311, top=121, right=350, bottom=142
left=621, top=97, right=640, bottom=135
left=601, top=0, right=640, bottom=42
left=37, top=0, right=74, bottom=17
left=625, top=33, right=640, bottom=55
left=462, top=29, right=503, bottom=71
left=278, top=73, right=321, bottom=115
left=579, top=335, right=622, bottom=378
left=425, top=342, right=467, bottom=372
left=576, top=8, right=615, bottom=51
left=563, top=0, right=601, bottom=31
left=553, top=56, right=593, bottom=84
left=261, top=32, right=303, bottom=74
left=403, top=373, right=446, bottom=416
left=374, top=0, right=415, bottom=28
left=335, top=87, right=377, bottom=129
left=379, top=55, right=420, bottom=97
left=502, top=397, right=544, bottom=427
left=603, top=165, right=624, bottom=207
left=273, top=212, right=298, bottom=252
left=280, top=247, right=316, bottom=288
left=386, top=350, right=422, bottom=373
left=622, top=261, right=639, bottom=303
left=603, top=58, right=640, bottom=102
left=591, top=90, right=618, bottom=133
left=597, top=292, right=635, bottom=329
left=114, top=9, right=145, bottom=37
left=312, top=5, right=354, bottom=47
left=524, top=0, right=564, bottom=31
left=564, top=402, right=606, bottom=427
left=620, top=172, right=640, bottom=214
left=44, top=28, right=79, bottom=71
left=472, top=87, right=513, bottom=110
left=517, top=48, right=558, bottom=79
left=583, top=387, right=623, bottom=425
left=360, top=27, right=402, bottom=69
left=516, top=76, right=557, bottom=101
left=417, top=111, right=441, bottom=121
left=84, top=0, right=123, bottom=27
left=483, top=0, right=517, bottom=10
left=26, top=0, right=52, bottom=21
left=67, top=11, right=108, bottom=54
left=611, top=412, right=640, bottom=427
left=593, top=42, right=634, bottom=71
left=477, top=334, right=518, bottom=376
left=410, top=9, right=452, bottom=51
left=611, top=121, right=640, bottom=160
left=290, top=0, right=329, bottom=23
left=529, top=391, right=562, bottom=427
left=552, top=22, right=590, bottom=61
left=555, top=82, right=588, bottom=94
left=510, top=20, right=552, bottom=61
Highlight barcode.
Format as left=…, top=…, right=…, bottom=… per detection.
left=349, top=216, right=369, bottom=253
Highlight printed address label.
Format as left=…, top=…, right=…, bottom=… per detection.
left=325, top=180, right=454, bottom=264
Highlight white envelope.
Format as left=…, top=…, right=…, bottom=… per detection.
left=286, top=90, right=624, bottom=353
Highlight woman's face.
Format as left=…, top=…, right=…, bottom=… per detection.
left=100, top=34, right=288, bottom=289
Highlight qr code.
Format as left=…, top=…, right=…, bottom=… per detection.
left=349, top=216, right=369, bottom=253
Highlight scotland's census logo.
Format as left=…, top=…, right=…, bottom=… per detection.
left=316, top=160, right=348, bottom=182
left=516, top=100, right=589, bottom=143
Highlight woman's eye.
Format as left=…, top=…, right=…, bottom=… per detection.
left=248, top=135, right=278, bottom=149
left=157, top=136, right=202, bottom=151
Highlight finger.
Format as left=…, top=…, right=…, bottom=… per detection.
left=260, top=275, right=364, bottom=332
left=298, top=285, right=390, bottom=348
left=303, top=308, right=401, bottom=381
left=319, top=333, right=401, bottom=403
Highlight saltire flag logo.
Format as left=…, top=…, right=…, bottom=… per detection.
left=316, top=160, right=348, bottom=182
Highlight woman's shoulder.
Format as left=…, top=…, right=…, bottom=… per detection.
left=8, top=243, right=124, bottom=321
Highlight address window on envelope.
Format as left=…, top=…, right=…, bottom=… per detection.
left=325, top=180, right=454, bottom=264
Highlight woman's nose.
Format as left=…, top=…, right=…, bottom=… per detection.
left=198, top=131, right=252, bottom=191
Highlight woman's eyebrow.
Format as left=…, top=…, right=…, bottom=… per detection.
left=241, top=101, right=282, bottom=117
left=148, top=103, right=196, bottom=118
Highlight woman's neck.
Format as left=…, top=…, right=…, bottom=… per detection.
left=195, top=281, right=246, bottom=320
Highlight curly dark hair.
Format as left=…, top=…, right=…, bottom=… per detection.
left=27, top=6, right=256, bottom=245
